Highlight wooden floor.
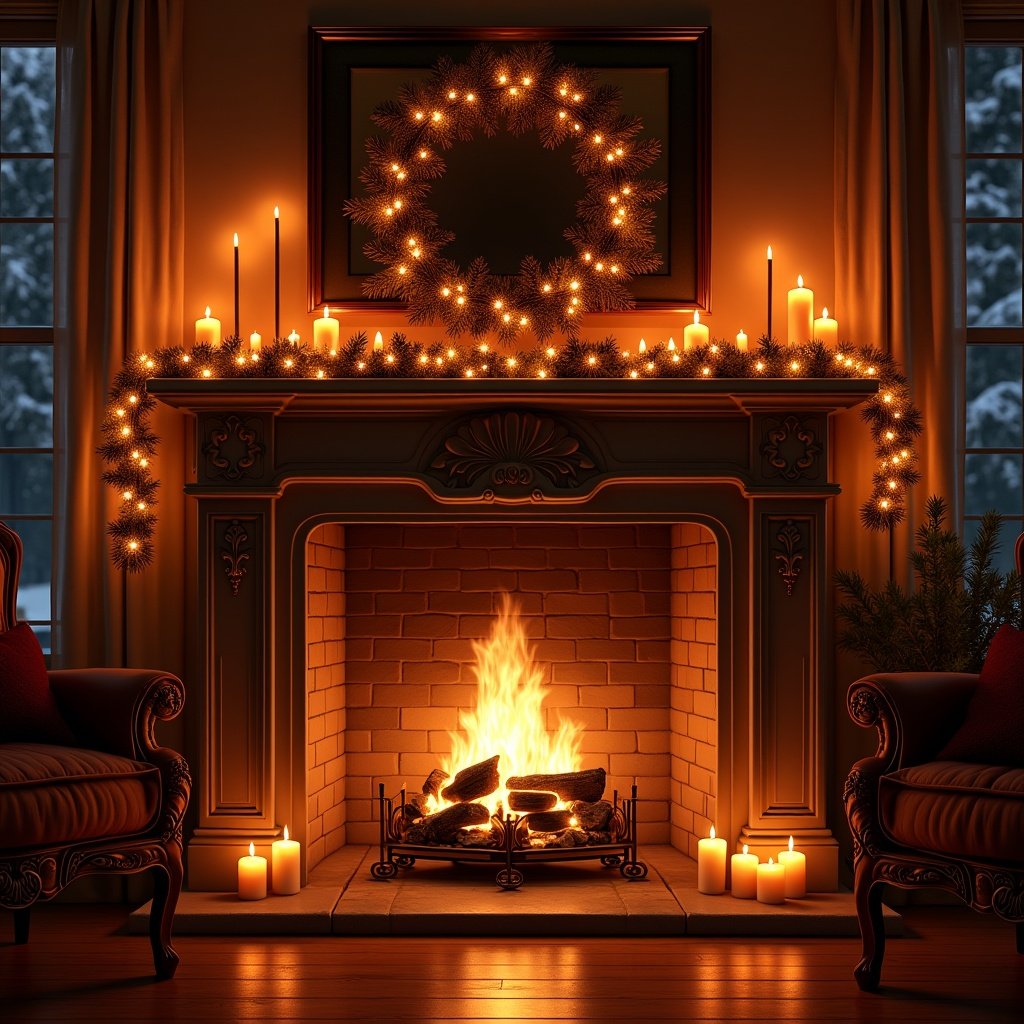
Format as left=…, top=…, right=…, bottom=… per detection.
left=1, top=903, right=1022, bottom=1022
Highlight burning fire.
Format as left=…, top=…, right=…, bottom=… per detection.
left=437, top=595, right=582, bottom=816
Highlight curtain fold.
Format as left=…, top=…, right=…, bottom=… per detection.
left=53, top=0, right=184, bottom=671
left=833, top=0, right=964, bottom=588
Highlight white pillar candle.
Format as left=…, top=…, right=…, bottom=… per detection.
left=271, top=825, right=301, bottom=895
left=238, top=842, right=267, bottom=901
left=373, top=330, right=385, bottom=352
left=735, top=328, right=748, bottom=353
left=195, top=306, right=221, bottom=347
left=813, top=307, right=838, bottom=348
left=697, top=825, right=727, bottom=894
left=730, top=844, right=759, bottom=899
left=313, top=305, right=340, bottom=352
left=683, top=311, right=709, bottom=352
left=787, top=275, right=813, bottom=346
left=249, top=331, right=262, bottom=354
left=778, top=835, right=807, bottom=898
left=756, top=857, right=786, bottom=904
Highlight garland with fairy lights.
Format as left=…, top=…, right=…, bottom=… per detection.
left=100, top=334, right=920, bottom=572
left=342, top=42, right=666, bottom=342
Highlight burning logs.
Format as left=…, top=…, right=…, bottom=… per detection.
left=523, top=809, right=573, bottom=832
left=441, top=755, right=500, bottom=803
left=568, top=799, right=613, bottom=831
left=422, top=768, right=449, bottom=799
left=506, top=768, right=606, bottom=803
left=507, top=790, right=559, bottom=813
left=406, top=802, right=490, bottom=844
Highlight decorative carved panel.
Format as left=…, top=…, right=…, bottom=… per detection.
left=773, top=520, right=805, bottom=597
left=221, top=520, right=251, bottom=596
left=201, top=414, right=266, bottom=482
left=758, top=414, right=823, bottom=482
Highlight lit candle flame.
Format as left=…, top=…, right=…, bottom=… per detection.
left=822, top=307, right=829, bottom=319
left=233, top=232, right=239, bottom=247
left=768, top=857, right=774, bottom=866
left=284, top=825, right=289, bottom=842
left=767, top=244, right=773, bottom=260
left=204, top=305, right=211, bottom=318
left=274, top=205, right=280, bottom=219
left=323, top=305, right=330, bottom=318
left=248, top=842, right=255, bottom=858
left=693, top=310, right=701, bottom=325
left=797, top=274, right=804, bottom=288
left=710, top=825, right=716, bottom=840
left=743, top=844, right=749, bottom=855
left=667, top=337, right=676, bottom=351
left=788, top=835, right=795, bottom=852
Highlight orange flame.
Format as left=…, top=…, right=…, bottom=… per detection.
left=438, top=595, right=582, bottom=815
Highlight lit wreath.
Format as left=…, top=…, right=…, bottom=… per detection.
left=343, top=42, right=666, bottom=342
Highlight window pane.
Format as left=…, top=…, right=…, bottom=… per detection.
left=965, top=453, right=1023, bottom=515
left=966, top=46, right=1023, bottom=154
left=0, top=157, right=53, bottom=216
left=0, top=221, right=53, bottom=326
left=0, top=47, right=56, bottom=153
left=966, top=222, right=1023, bottom=326
left=966, top=158, right=1022, bottom=217
left=11, top=518, right=51, bottom=622
left=30, top=623, right=51, bottom=656
left=966, top=345, right=1023, bottom=448
left=0, top=345, right=53, bottom=446
left=964, top=518, right=1022, bottom=575
left=0, top=453, right=52, bottom=513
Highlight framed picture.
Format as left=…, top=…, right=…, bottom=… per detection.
left=309, top=26, right=710, bottom=313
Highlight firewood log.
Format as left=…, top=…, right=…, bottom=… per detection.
left=441, top=755, right=500, bottom=803
left=421, top=768, right=449, bottom=798
left=524, top=810, right=572, bottom=832
left=402, top=793, right=431, bottom=820
left=506, top=768, right=605, bottom=803
left=507, top=790, right=559, bottom=813
left=568, top=799, right=613, bottom=831
left=405, top=802, right=490, bottom=844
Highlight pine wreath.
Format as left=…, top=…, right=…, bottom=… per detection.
left=343, top=42, right=667, bottom=342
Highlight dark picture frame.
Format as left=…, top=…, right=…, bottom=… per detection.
left=308, top=26, right=710, bottom=313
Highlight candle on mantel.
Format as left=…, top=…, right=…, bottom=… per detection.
left=787, top=275, right=813, bottom=346
left=730, top=844, right=759, bottom=899
left=233, top=232, right=240, bottom=338
left=273, top=206, right=281, bottom=339
left=313, top=306, right=339, bottom=352
left=373, top=330, right=385, bottom=352
left=756, top=856, right=786, bottom=904
left=287, top=329, right=300, bottom=346
left=238, top=842, right=267, bottom=901
left=735, top=328, right=749, bottom=353
left=249, top=331, right=262, bottom=354
left=195, top=306, right=221, bottom=347
left=697, top=825, right=727, bottom=894
left=271, top=825, right=301, bottom=895
left=683, top=311, right=709, bottom=352
left=778, top=835, right=806, bottom=898
left=767, top=244, right=774, bottom=340
left=813, top=307, right=838, bottom=348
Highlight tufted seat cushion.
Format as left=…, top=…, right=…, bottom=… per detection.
left=879, top=761, right=1024, bottom=864
left=0, top=743, right=161, bottom=851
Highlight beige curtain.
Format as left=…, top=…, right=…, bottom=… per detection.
left=833, top=0, right=964, bottom=588
left=53, top=0, right=184, bottom=673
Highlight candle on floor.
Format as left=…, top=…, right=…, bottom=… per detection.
left=195, top=306, right=221, bottom=347
left=313, top=306, right=339, bottom=352
left=813, top=307, right=838, bottom=348
left=373, top=330, right=385, bottom=352
left=238, top=842, right=267, bottom=901
left=756, top=857, right=786, bottom=904
left=683, top=311, right=709, bottom=352
left=271, top=825, right=301, bottom=895
left=778, top=835, right=807, bottom=898
left=730, top=844, right=759, bottom=899
left=697, top=825, right=727, bottom=894
left=249, top=331, right=261, bottom=354
left=735, top=328, right=749, bottom=353
left=787, top=275, right=813, bottom=346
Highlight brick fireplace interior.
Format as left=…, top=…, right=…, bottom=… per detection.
left=304, top=521, right=718, bottom=872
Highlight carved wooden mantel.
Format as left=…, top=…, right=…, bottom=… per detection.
left=150, top=377, right=875, bottom=890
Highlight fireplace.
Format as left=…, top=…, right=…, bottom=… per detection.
left=151, top=377, right=875, bottom=893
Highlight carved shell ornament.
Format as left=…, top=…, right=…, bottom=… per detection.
left=431, top=411, right=595, bottom=490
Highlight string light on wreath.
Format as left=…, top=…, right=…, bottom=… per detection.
left=343, top=42, right=667, bottom=342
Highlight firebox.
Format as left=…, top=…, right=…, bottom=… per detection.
left=149, top=377, right=875, bottom=893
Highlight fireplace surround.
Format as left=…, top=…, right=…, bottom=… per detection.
left=149, top=377, right=875, bottom=892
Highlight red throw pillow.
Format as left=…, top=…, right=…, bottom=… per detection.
left=0, top=623, right=75, bottom=744
left=937, top=624, right=1024, bottom=766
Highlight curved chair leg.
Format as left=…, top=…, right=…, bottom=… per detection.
left=150, top=843, right=183, bottom=980
left=13, top=908, right=29, bottom=944
left=853, top=854, right=885, bottom=992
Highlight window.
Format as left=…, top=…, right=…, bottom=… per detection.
left=964, top=30, right=1024, bottom=573
left=0, top=37, right=56, bottom=651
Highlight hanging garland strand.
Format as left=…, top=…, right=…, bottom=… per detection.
left=99, top=334, right=920, bottom=572
left=343, top=42, right=666, bottom=342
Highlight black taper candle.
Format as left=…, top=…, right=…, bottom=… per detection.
left=233, top=232, right=240, bottom=339
left=767, top=244, right=773, bottom=340
left=274, top=206, right=281, bottom=339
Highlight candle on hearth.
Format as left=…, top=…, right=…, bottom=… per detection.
left=195, top=306, right=221, bottom=347
left=313, top=306, right=339, bottom=352
left=373, top=330, right=385, bottom=352
left=238, top=842, right=267, bottom=900
left=735, top=328, right=749, bottom=353
left=778, top=835, right=806, bottom=898
left=813, top=307, right=838, bottom=348
left=249, top=331, right=261, bottom=354
left=683, top=311, right=709, bottom=352
left=787, top=275, right=813, bottom=346
left=756, top=857, right=786, bottom=904
left=271, top=825, right=301, bottom=895
left=697, top=825, right=727, bottom=894
left=730, top=844, right=759, bottom=899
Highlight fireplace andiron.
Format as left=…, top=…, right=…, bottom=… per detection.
left=370, top=783, right=647, bottom=890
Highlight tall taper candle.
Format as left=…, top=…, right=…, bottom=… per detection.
left=274, top=206, right=281, bottom=339
left=233, top=232, right=240, bottom=338
left=767, top=244, right=773, bottom=340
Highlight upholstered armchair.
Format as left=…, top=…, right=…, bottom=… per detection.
left=844, top=532, right=1024, bottom=992
left=0, top=520, right=190, bottom=979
